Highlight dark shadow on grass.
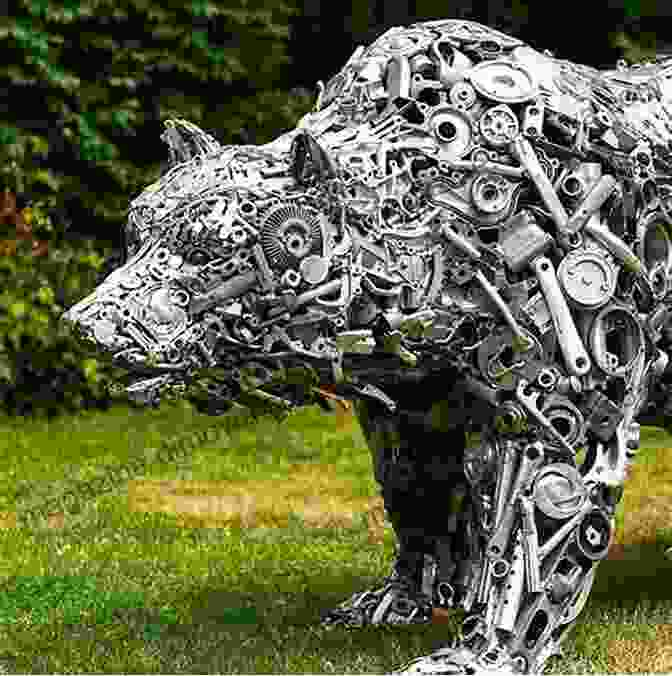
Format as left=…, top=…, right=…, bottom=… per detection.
left=184, top=573, right=462, bottom=638
left=145, top=543, right=671, bottom=672
left=190, top=607, right=460, bottom=674
left=590, top=542, right=672, bottom=603
left=149, top=580, right=461, bottom=673
left=182, top=588, right=263, bottom=631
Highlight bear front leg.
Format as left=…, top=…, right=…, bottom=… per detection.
left=322, top=383, right=471, bottom=628
left=398, top=427, right=622, bottom=674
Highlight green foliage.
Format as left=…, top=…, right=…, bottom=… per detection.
left=610, top=31, right=659, bottom=63
left=0, top=0, right=316, bottom=418
left=0, top=126, right=59, bottom=204
left=202, top=87, right=313, bottom=146
left=0, top=113, right=128, bottom=418
left=1, top=0, right=313, bottom=244
left=0, top=231, right=128, bottom=418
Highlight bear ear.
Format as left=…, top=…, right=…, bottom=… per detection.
left=290, top=130, right=337, bottom=186
left=161, top=119, right=222, bottom=167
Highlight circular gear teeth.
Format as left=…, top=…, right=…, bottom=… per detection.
left=260, top=202, right=323, bottom=271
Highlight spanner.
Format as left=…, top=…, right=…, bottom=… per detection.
left=487, top=441, right=545, bottom=558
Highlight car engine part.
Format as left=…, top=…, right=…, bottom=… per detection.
left=62, top=18, right=672, bottom=676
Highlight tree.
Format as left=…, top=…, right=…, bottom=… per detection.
left=0, top=0, right=313, bottom=247
left=0, top=0, right=315, bottom=417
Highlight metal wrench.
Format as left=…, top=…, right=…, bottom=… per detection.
left=511, top=136, right=569, bottom=235
left=491, top=438, right=519, bottom=531
left=531, top=256, right=592, bottom=377
left=538, top=498, right=595, bottom=561
left=487, top=441, right=545, bottom=558
left=494, top=533, right=526, bottom=633
left=519, top=494, right=543, bottom=593
left=475, top=270, right=533, bottom=352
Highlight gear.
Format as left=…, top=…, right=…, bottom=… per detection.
left=64, top=17, right=672, bottom=676
left=259, top=202, right=323, bottom=271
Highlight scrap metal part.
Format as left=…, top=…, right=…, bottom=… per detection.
left=62, top=17, right=672, bottom=676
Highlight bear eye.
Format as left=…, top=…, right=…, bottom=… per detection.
left=187, top=250, right=210, bottom=265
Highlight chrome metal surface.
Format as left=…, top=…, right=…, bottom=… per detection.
left=62, top=18, right=672, bottom=675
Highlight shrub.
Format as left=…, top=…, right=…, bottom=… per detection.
left=0, top=191, right=127, bottom=418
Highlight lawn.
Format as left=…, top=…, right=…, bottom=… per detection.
left=0, top=400, right=670, bottom=673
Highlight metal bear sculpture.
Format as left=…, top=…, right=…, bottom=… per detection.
left=63, top=18, right=672, bottom=674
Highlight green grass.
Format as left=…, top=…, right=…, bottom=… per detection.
left=0, top=401, right=670, bottom=672
left=0, top=400, right=254, bottom=524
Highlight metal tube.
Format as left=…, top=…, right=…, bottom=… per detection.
left=492, top=438, right=518, bottom=529
left=251, top=244, right=275, bottom=291
left=495, top=535, right=526, bottom=633
left=487, top=442, right=544, bottom=558
left=386, top=55, right=412, bottom=100
left=538, top=499, right=594, bottom=561
left=295, top=278, right=343, bottom=307
left=442, top=223, right=482, bottom=260
left=476, top=557, right=495, bottom=607
left=189, top=269, right=258, bottom=315
left=415, top=206, right=444, bottom=229
left=444, top=159, right=526, bottom=179
left=565, top=174, right=618, bottom=235
left=584, top=217, right=642, bottom=273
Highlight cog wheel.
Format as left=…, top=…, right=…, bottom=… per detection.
left=260, top=202, right=323, bottom=271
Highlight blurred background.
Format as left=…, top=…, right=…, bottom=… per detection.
left=2, top=0, right=668, bottom=248
left=0, top=0, right=668, bottom=418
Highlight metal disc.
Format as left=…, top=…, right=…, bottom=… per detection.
left=557, top=250, right=617, bottom=310
left=532, top=463, right=587, bottom=520
left=468, top=60, right=537, bottom=103
left=427, top=106, right=474, bottom=160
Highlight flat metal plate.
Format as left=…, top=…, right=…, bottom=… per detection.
left=468, top=60, right=538, bottom=103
